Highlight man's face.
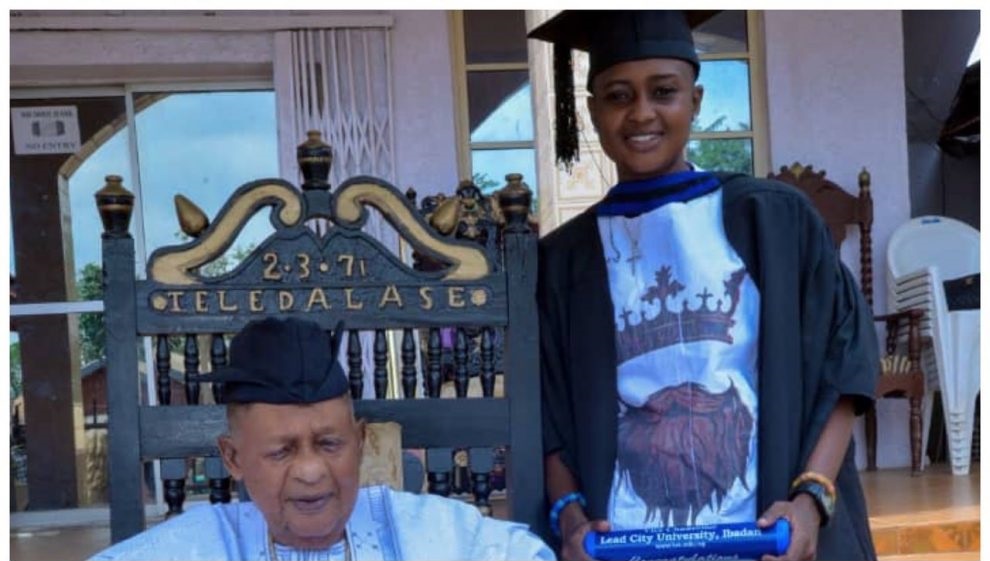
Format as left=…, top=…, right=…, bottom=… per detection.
left=588, top=58, right=703, bottom=182
left=218, top=398, right=364, bottom=549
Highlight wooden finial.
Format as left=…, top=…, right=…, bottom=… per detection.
left=94, top=174, right=134, bottom=238
left=174, top=195, right=209, bottom=238
left=788, top=162, right=807, bottom=179
left=858, top=167, right=871, bottom=193
left=498, top=173, right=532, bottom=233
left=297, top=130, right=333, bottom=191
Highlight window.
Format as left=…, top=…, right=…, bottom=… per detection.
left=451, top=11, right=538, bottom=202
left=687, top=11, right=769, bottom=177
left=9, top=84, right=278, bottom=509
left=131, top=90, right=278, bottom=266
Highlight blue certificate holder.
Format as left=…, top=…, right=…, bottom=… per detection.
left=584, top=519, right=790, bottom=560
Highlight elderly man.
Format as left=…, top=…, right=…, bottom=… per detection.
left=90, top=318, right=553, bottom=561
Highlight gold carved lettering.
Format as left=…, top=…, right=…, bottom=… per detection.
left=263, top=252, right=283, bottom=281
left=167, top=291, right=184, bottom=312
left=297, top=253, right=311, bottom=279
left=344, top=288, right=364, bottom=310
left=279, top=291, right=295, bottom=311
left=306, top=288, right=331, bottom=311
left=338, top=254, right=355, bottom=277
left=419, top=287, right=434, bottom=310
left=218, top=290, right=238, bottom=312
left=249, top=290, right=264, bottom=312
left=378, top=285, right=404, bottom=309
left=359, top=259, right=367, bottom=277
left=194, top=291, right=209, bottom=313
left=448, top=287, right=466, bottom=308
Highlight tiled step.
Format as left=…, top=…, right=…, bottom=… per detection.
left=880, top=553, right=980, bottom=561
left=871, top=516, right=980, bottom=556
left=863, top=464, right=980, bottom=557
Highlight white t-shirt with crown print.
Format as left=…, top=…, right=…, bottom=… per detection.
left=597, top=186, right=761, bottom=530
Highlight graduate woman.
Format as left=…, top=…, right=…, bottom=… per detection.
left=532, top=11, right=879, bottom=561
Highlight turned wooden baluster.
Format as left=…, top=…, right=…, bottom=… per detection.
left=454, top=328, right=469, bottom=398
left=348, top=330, right=363, bottom=399
left=480, top=328, right=495, bottom=398
left=858, top=168, right=874, bottom=307
left=164, top=333, right=202, bottom=516
left=426, top=447, right=453, bottom=497
left=161, top=458, right=187, bottom=517
left=373, top=329, right=388, bottom=399
left=204, top=456, right=231, bottom=504
left=154, top=334, right=188, bottom=514
left=183, top=334, right=200, bottom=405
left=469, top=447, right=494, bottom=516
left=155, top=335, right=171, bottom=405
left=401, top=329, right=417, bottom=398
left=426, top=328, right=442, bottom=398
left=209, top=334, right=226, bottom=405
left=207, top=334, right=231, bottom=502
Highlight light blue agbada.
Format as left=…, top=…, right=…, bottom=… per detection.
left=91, top=485, right=554, bottom=560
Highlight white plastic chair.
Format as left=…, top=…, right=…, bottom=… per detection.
left=886, top=216, right=980, bottom=475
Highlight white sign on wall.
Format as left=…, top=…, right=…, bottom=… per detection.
left=11, top=106, right=82, bottom=155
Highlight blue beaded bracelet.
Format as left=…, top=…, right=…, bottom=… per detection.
left=549, top=491, right=587, bottom=537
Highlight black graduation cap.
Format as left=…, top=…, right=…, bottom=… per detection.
left=200, top=317, right=348, bottom=404
left=528, top=10, right=718, bottom=169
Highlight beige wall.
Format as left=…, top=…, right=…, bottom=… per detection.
left=763, top=10, right=912, bottom=470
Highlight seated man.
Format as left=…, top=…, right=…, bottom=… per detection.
left=91, top=317, right=553, bottom=561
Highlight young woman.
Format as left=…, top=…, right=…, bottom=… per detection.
left=531, top=11, right=879, bottom=561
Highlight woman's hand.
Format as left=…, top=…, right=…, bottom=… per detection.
left=559, top=511, right=610, bottom=561
left=758, top=495, right=821, bottom=561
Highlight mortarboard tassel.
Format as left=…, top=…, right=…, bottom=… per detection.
left=553, top=42, right=580, bottom=170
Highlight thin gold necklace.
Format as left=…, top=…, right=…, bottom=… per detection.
left=620, top=216, right=643, bottom=274
left=267, top=531, right=351, bottom=561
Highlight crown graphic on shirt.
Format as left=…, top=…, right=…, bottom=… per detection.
left=615, top=266, right=747, bottom=364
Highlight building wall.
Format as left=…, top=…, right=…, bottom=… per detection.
left=763, top=10, right=913, bottom=469
left=10, top=30, right=274, bottom=85
left=390, top=10, right=460, bottom=198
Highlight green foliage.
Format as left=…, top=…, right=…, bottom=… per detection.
left=77, top=263, right=106, bottom=366
left=174, top=231, right=255, bottom=277
left=687, top=116, right=753, bottom=175
left=10, top=342, right=22, bottom=399
left=471, top=172, right=501, bottom=195
left=198, top=244, right=257, bottom=277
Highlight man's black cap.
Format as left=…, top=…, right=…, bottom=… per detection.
left=201, top=317, right=348, bottom=404
left=527, top=10, right=718, bottom=169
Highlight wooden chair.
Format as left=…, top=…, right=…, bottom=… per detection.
left=768, top=162, right=925, bottom=475
left=96, top=133, right=545, bottom=543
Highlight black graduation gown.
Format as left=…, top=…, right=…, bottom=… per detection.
left=538, top=173, right=879, bottom=560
